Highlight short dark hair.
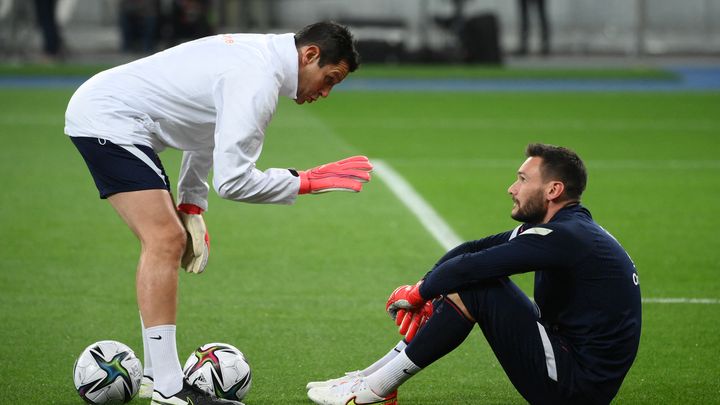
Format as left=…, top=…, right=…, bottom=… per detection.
left=526, top=143, right=587, bottom=201
left=295, top=21, right=360, bottom=72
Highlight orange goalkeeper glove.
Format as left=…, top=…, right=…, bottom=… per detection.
left=397, top=300, right=434, bottom=342
left=297, top=156, right=372, bottom=194
left=386, top=281, right=426, bottom=321
left=178, top=203, right=209, bottom=274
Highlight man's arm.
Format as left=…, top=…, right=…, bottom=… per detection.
left=210, top=67, right=302, bottom=204
left=177, top=149, right=213, bottom=274
left=419, top=224, right=584, bottom=300
left=178, top=148, right=213, bottom=211
left=384, top=229, right=521, bottom=341
left=210, top=67, right=370, bottom=203
left=420, top=228, right=519, bottom=280
left=434, top=228, right=518, bottom=267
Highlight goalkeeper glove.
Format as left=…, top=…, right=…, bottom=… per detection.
left=386, top=281, right=425, bottom=321
left=397, top=300, right=434, bottom=342
left=178, top=203, right=209, bottom=274
left=296, top=156, right=372, bottom=194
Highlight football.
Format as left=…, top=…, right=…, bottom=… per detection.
left=183, top=342, right=252, bottom=401
left=73, top=340, right=142, bottom=404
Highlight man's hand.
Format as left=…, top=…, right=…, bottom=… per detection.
left=386, top=281, right=425, bottom=321
left=397, top=301, right=433, bottom=342
left=298, top=156, right=372, bottom=194
left=178, top=203, right=209, bottom=274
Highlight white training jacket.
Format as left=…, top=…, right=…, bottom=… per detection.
left=65, top=33, right=301, bottom=210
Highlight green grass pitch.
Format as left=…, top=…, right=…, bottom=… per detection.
left=0, top=69, right=719, bottom=403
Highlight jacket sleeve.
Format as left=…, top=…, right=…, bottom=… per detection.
left=420, top=228, right=517, bottom=280
left=210, top=66, right=300, bottom=204
left=177, top=147, right=213, bottom=210
left=419, top=224, right=585, bottom=299
left=433, top=228, right=518, bottom=268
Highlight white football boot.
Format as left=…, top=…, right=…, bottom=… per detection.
left=139, top=375, right=154, bottom=398
left=307, top=377, right=397, bottom=405
left=306, top=370, right=364, bottom=390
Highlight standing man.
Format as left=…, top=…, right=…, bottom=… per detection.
left=33, top=0, right=63, bottom=61
left=307, top=144, right=641, bottom=405
left=516, top=0, right=551, bottom=56
left=65, top=21, right=368, bottom=405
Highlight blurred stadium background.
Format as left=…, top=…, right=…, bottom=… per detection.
left=2, top=0, right=719, bottom=64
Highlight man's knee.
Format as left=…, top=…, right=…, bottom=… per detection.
left=446, top=293, right=476, bottom=323
left=142, top=223, right=187, bottom=260
left=108, top=189, right=187, bottom=260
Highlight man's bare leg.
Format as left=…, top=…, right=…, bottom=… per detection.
left=108, top=189, right=186, bottom=396
left=446, top=293, right=477, bottom=322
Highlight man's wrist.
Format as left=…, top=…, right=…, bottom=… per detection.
left=415, top=282, right=429, bottom=303
left=178, top=203, right=203, bottom=215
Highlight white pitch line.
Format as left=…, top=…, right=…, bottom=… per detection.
left=373, top=159, right=719, bottom=305
left=373, top=160, right=463, bottom=251
left=642, top=298, right=719, bottom=304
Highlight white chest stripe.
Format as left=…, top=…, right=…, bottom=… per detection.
left=520, top=227, right=553, bottom=236
left=536, top=322, right=558, bottom=381
left=509, top=225, right=523, bottom=240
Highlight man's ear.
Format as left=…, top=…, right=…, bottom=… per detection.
left=300, top=45, right=320, bottom=66
left=546, top=181, right=565, bottom=201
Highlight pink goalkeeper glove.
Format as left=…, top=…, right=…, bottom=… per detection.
left=386, top=281, right=425, bottom=321
left=397, top=300, right=434, bottom=342
left=298, top=156, right=372, bottom=194
left=178, top=203, right=209, bottom=274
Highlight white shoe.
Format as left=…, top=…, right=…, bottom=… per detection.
left=139, top=375, right=154, bottom=398
left=306, top=370, right=364, bottom=390
left=307, top=377, right=397, bottom=405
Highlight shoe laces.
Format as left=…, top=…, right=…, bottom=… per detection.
left=330, top=377, right=368, bottom=397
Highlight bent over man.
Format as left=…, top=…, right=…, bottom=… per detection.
left=308, top=143, right=641, bottom=405
left=66, top=21, right=369, bottom=405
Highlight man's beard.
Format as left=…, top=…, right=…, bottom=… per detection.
left=511, top=189, right=547, bottom=224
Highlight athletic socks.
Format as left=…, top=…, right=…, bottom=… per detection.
left=145, top=324, right=183, bottom=396
left=365, top=350, right=420, bottom=397
left=405, top=296, right=474, bottom=368
left=365, top=298, right=474, bottom=396
left=360, top=340, right=407, bottom=376
left=139, top=313, right=153, bottom=378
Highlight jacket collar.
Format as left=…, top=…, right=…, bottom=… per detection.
left=269, top=33, right=299, bottom=100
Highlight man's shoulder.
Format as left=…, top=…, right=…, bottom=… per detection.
left=515, top=220, right=589, bottom=254
left=544, top=204, right=594, bottom=232
left=517, top=225, right=555, bottom=237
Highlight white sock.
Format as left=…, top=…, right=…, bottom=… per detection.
left=361, top=340, right=407, bottom=376
left=365, top=350, right=421, bottom=397
left=139, top=312, right=153, bottom=378
left=145, top=325, right=183, bottom=396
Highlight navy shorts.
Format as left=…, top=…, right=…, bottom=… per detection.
left=459, top=278, right=593, bottom=404
left=70, top=136, right=171, bottom=199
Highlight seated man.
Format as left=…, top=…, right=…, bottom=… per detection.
left=307, top=143, right=641, bottom=405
